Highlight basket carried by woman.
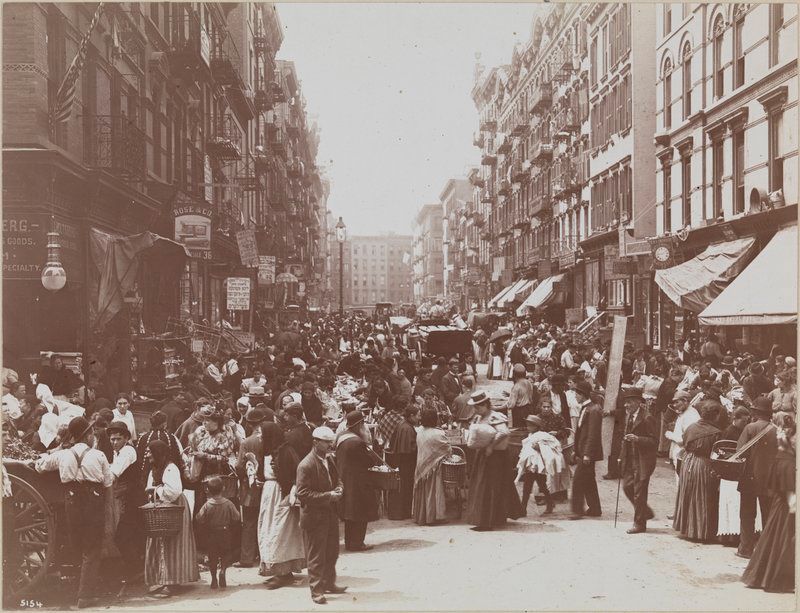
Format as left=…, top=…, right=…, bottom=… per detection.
left=141, top=500, right=184, bottom=538
left=709, top=440, right=745, bottom=481
left=367, top=466, right=400, bottom=491
left=441, top=446, right=467, bottom=488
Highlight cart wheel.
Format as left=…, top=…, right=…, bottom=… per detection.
left=4, top=474, right=55, bottom=599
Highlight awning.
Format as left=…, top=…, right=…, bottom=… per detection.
left=654, top=237, right=756, bottom=312
left=486, top=283, right=514, bottom=309
left=512, top=278, right=537, bottom=303
left=699, top=226, right=797, bottom=326
left=497, top=278, right=531, bottom=308
left=516, top=273, right=567, bottom=315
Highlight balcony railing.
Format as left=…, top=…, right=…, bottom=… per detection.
left=269, top=125, right=287, bottom=158
left=551, top=234, right=579, bottom=258
left=84, top=115, right=146, bottom=179
left=480, top=116, right=497, bottom=132
left=511, top=160, right=529, bottom=183
left=553, top=105, right=580, bottom=138
left=210, top=31, right=242, bottom=87
left=207, top=114, right=242, bottom=161
left=472, top=131, right=484, bottom=148
left=511, top=112, right=529, bottom=136
left=480, top=189, right=495, bottom=204
left=167, top=9, right=205, bottom=79
left=532, top=141, right=554, bottom=165
left=498, top=179, right=511, bottom=196
left=481, top=150, right=497, bottom=167
left=529, top=192, right=552, bottom=218
left=530, top=82, right=553, bottom=114
left=552, top=159, right=579, bottom=198
left=496, top=134, right=511, bottom=154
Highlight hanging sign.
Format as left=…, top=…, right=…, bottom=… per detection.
left=236, top=229, right=259, bottom=267
left=226, top=277, right=251, bottom=310
left=258, top=256, right=276, bottom=284
left=174, top=193, right=213, bottom=260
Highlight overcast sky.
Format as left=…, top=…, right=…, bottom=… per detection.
left=276, top=3, right=542, bottom=236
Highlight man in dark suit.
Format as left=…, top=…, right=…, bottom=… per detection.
left=335, top=411, right=382, bottom=551
left=283, top=402, right=314, bottom=458
left=234, top=411, right=268, bottom=568
left=296, top=426, right=346, bottom=605
left=736, top=397, right=778, bottom=558
left=570, top=380, right=603, bottom=519
left=438, top=358, right=463, bottom=408
left=620, top=386, right=659, bottom=534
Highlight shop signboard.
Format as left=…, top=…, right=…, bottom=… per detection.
left=236, top=229, right=259, bottom=267
left=174, top=198, right=213, bottom=260
left=258, top=256, right=276, bottom=284
left=226, top=277, right=250, bottom=310
left=3, top=213, right=82, bottom=282
left=602, top=315, right=628, bottom=457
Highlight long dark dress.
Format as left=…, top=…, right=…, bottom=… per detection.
left=743, top=448, right=795, bottom=592
left=673, top=419, right=721, bottom=541
left=386, top=421, right=417, bottom=520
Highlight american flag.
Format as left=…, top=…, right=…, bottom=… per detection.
left=50, top=2, right=105, bottom=126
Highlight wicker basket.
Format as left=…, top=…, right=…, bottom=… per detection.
left=441, top=446, right=467, bottom=487
left=367, top=467, right=400, bottom=491
left=140, top=502, right=184, bottom=538
left=710, top=440, right=745, bottom=481
left=444, top=429, right=465, bottom=445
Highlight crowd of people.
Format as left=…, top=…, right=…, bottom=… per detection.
left=0, top=310, right=795, bottom=607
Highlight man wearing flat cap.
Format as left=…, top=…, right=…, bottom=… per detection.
left=335, top=410, right=382, bottom=551
left=619, top=386, right=659, bottom=534
left=296, top=426, right=346, bottom=604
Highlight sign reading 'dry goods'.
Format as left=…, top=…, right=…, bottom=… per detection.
left=226, top=277, right=251, bottom=310
left=236, top=229, right=259, bottom=267
left=258, top=256, right=276, bottom=284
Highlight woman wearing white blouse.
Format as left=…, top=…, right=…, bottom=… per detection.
left=143, top=440, right=199, bottom=596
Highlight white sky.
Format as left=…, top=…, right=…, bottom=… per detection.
left=276, top=2, right=543, bottom=236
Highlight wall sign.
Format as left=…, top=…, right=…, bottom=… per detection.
left=3, top=213, right=82, bottom=282
left=174, top=198, right=213, bottom=260
left=226, top=277, right=251, bottom=310
left=236, top=229, right=259, bottom=267
left=258, top=256, right=276, bottom=285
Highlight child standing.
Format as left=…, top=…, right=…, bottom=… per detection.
left=195, top=476, right=240, bottom=589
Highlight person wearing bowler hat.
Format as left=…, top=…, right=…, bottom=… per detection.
left=742, top=362, right=773, bottom=403
left=335, top=410, right=382, bottom=550
left=620, top=386, right=659, bottom=534
left=35, top=416, right=114, bottom=608
left=465, top=391, right=523, bottom=531
left=438, top=358, right=463, bottom=408
left=570, top=380, right=603, bottom=520
left=296, top=426, right=346, bottom=604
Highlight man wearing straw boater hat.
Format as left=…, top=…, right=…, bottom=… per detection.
left=35, top=416, right=114, bottom=608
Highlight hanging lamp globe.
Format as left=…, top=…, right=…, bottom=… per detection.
left=41, top=231, right=67, bottom=291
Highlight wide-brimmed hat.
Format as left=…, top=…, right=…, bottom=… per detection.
left=346, top=410, right=364, bottom=429
left=106, top=420, right=131, bottom=438
left=574, top=380, right=594, bottom=399
left=68, top=416, right=93, bottom=441
left=621, top=385, right=643, bottom=400
left=467, top=391, right=491, bottom=406
left=721, top=355, right=735, bottom=367
left=752, top=396, right=773, bottom=415
left=245, top=408, right=267, bottom=423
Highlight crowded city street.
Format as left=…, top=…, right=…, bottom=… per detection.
left=2, top=2, right=798, bottom=612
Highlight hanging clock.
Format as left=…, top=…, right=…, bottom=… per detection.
left=654, top=245, right=671, bottom=263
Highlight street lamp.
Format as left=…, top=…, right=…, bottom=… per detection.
left=335, top=216, right=346, bottom=314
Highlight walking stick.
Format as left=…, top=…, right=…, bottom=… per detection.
left=613, top=457, right=622, bottom=528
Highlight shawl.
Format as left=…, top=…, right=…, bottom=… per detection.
left=683, top=419, right=721, bottom=454
left=389, top=420, right=417, bottom=455
left=192, top=425, right=238, bottom=461
left=377, top=409, right=404, bottom=445
left=414, top=426, right=450, bottom=483
left=38, top=412, right=59, bottom=449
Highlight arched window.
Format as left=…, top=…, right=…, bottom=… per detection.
left=663, top=57, right=672, bottom=130
left=712, top=15, right=725, bottom=99
left=682, top=43, right=692, bottom=119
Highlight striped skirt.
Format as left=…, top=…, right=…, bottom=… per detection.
left=144, top=494, right=200, bottom=587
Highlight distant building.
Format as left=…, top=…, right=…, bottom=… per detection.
left=441, top=178, right=477, bottom=311
left=413, top=204, right=444, bottom=303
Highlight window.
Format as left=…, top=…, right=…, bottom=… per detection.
left=768, top=110, right=784, bottom=192
left=663, top=161, right=672, bottom=231
left=664, top=4, right=672, bottom=36
left=607, top=279, right=630, bottom=307
left=682, top=44, right=692, bottom=119
left=770, top=3, right=784, bottom=67
left=682, top=3, right=691, bottom=19
left=681, top=153, right=691, bottom=226
left=712, top=16, right=724, bottom=99
left=663, top=57, right=672, bottom=130
left=732, top=127, right=745, bottom=214
left=712, top=138, right=723, bottom=219
left=733, top=9, right=745, bottom=89
left=590, top=37, right=598, bottom=85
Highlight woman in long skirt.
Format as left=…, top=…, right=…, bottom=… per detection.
left=717, top=407, right=756, bottom=547
left=413, top=409, right=451, bottom=525
left=386, top=406, right=418, bottom=520
left=257, top=423, right=305, bottom=589
left=673, top=401, right=721, bottom=543
left=743, top=414, right=795, bottom=593
left=465, top=395, right=523, bottom=531
left=143, top=440, right=199, bottom=596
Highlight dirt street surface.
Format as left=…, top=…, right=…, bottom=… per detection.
left=101, top=372, right=795, bottom=612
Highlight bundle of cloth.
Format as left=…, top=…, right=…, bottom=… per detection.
left=515, top=429, right=566, bottom=492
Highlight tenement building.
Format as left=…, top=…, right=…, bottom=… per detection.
left=412, top=203, right=444, bottom=304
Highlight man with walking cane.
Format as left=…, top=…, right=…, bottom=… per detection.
left=618, top=386, right=658, bottom=534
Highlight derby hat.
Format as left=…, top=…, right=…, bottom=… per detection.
left=106, top=420, right=131, bottom=438
left=467, top=391, right=491, bottom=406
left=346, top=410, right=364, bottom=429
left=245, top=408, right=267, bottom=423
left=68, top=416, right=93, bottom=441
left=621, top=385, right=643, bottom=400
left=574, top=380, right=594, bottom=399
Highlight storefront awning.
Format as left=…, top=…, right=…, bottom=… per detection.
left=654, top=237, right=756, bottom=312
left=512, top=278, right=537, bottom=303
left=497, top=278, right=531, bottom=308
left=516, top=273, right=567, bottom=315
left=487, top=283, right=514, bottom=309
left=699, top=226, right=797, bottom=326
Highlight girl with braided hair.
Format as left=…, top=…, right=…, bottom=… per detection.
left=256, top=422, right=305, bottom=588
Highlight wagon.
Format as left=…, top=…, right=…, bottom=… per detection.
left=2, top=458, right=74, bottom=602
left=409, top=323, right=474, bottom=359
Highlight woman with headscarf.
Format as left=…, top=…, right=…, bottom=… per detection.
left=743, top=412, right=796, bottom=593
left=672, top=401, right=722, bottom=543
left=187, top=406, right=240, bottom=516
left=142, top=440, right=199, bottom=596
left=257, top=422, right=305, bottom=589
left=300, top=382, right=324, bottom=427
left=136, top=411, right=184, bottom=489
left=31, top=411, right=60, bottom=453
left=386, top=405, right=418, bottom=520
left=412, top=408, right=451, bottom=525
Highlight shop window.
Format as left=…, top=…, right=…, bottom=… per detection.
left=607, top=279, right=631, bottom=307
left=769, top=110, right=784, bottom=193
